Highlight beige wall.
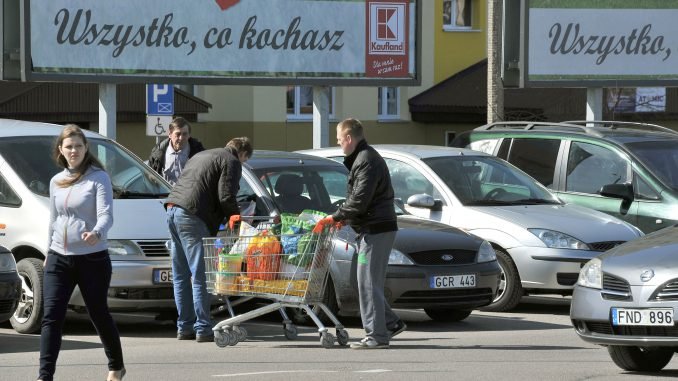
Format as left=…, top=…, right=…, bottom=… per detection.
left=116, top=120, right=478, bottom=159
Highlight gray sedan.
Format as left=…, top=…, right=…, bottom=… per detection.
left=571, top=225, right=678, bottom=372
left=237, top=151, right=501, bottom=323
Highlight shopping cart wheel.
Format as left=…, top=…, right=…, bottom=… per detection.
left=233, top=326, right=247, bottom=341
left=214, top=331, right=229, bottom=348
left=227, top=330, right=239, bottom=346
left=320, top=332, right=335, bottom=348
left=336, top=329, right=349, bottom=346
left=283, top=324, right=298, bottom=340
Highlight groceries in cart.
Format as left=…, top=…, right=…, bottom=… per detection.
left=203, top=214, right=347, bottom=348
left=207, top=210, right=330, bottom=298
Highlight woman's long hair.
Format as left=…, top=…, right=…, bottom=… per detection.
left=53, top=124, right=105, bottom=187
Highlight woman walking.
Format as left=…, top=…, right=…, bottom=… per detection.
left=38, top=124, right=125, bottom=381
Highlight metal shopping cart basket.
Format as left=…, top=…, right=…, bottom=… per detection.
left=203, top=216, right=348, bottom=348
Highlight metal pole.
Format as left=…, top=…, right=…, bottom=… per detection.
left=98, top=83, right=117, bottom=139
left=586, top=87, right=603, bottom=125
left=312, top=86, right=330, bottom=148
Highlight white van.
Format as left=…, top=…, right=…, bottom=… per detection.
left=0, top=119, right=175, bottom=333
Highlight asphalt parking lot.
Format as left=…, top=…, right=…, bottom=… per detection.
left=1, top=296, right=677, bottom=381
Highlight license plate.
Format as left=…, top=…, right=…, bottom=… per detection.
left=611, top=308, right=674, bottom=326
left=153, top=268, right=173, bottom=284
left=430, top=274, right=476, bottom=289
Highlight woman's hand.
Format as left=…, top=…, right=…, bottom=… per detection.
left=81, top=231, right=99, bottom=245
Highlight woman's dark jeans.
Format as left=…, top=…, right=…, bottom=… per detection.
left=39, top=250, right=124, bottom=381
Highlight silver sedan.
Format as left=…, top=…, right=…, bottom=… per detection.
left=571, top=225, right=678, bottom=372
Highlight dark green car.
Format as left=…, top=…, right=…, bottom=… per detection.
left=456, top=121, right=678, bottom=233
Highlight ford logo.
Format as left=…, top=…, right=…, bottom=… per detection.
left=441, top=254, right=454, bottom=261
left=640, top=269, right=655, bottom=282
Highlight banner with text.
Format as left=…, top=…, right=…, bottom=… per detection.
left=527, top=0, right=678, bottom=86
left=25, top=0, right=418, bottom=85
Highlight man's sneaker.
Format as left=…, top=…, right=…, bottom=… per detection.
left=196, top=334, right=214, bottom=343
left=349, top=337, right=389, bottom=349
left=177, top=332, right=196, bottom=340
left=389, top=320, right=407, bottom=338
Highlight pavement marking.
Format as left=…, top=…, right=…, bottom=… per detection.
left=213, top=370, right=338, bottom=377
left=355, top=369, right=392, bottom=373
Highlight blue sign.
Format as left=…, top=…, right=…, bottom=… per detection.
left=146, top=84, right=174, bottom=115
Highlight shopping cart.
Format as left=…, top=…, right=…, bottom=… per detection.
left=203, top=216, right=348, bottom=348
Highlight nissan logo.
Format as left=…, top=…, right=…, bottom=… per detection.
left=640, top=269, right=655, bottom=282
left=441, top=254, right=454, bottom=261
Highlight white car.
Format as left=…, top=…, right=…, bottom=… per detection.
left=0, top=119, right=175, bottom=333
left=301, top=145, right=644, bottom=311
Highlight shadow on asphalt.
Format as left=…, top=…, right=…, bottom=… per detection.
left=0, top=333, right=101, bottom=354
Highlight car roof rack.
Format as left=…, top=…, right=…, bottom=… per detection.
left=475, top=120, right=678, bottom=137
left=561, top=120, right=678, bottom=135
left=475, top=121, right=590, bottom=133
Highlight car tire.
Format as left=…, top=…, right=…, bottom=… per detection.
left=608, top=345, right=674, bottom=372
left=288, top=277, right=339, bottom=326
left=480, top=248, right=522, bottom=312
left=424, top=308, right=472, bottom=322
left=10, top=258, right=44, bottom=334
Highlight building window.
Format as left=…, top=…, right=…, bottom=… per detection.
left=286, top=86, right=334, bottom=120
left=378, top=87, right=400, bottom=120
left=443, top=0, right=473, bottom=30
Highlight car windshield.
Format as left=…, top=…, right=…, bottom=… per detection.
left=626, top=141, right=678, bottom=192
left=253, top=165, right=349, bottom=215
left=0, top=136, right=170, bottom=198
left=423, top=155, right=561, bottom=206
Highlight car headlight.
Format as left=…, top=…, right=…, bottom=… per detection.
left=528, top=229, right=590, bottom=250
left=477, top=241, right=496, bottom=263
left=578, top=258, right=602, bottom=289
left=0, top=254, right=17, bottom=273
left=388, top=249, right=414, bottom=265
left=108, top=240, right=144, bottom=256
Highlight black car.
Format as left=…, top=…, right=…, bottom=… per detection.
left=0, top=245, right=21, bottom=322
left=236, top=151, right=501, bottom=323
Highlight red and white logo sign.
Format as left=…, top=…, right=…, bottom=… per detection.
left=366, top=0, right=409, bottom=78
left=369, top=2, right=406, bottom=55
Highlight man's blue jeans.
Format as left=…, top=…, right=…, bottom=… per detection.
left=167, top=205, right=212, bottom=337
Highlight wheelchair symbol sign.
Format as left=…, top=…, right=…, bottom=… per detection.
left=146, top=115, right=173, bottom=137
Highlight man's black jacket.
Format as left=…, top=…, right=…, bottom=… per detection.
left=165, top=147, right=241, bottom=236
left=332, top=140, right=397, bottom=234
left=148, top=137, right=205, bottom=176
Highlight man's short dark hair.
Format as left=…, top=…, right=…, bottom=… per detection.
left=338, top=118, right=364, bottom=139
left=226, top=137, right=253, bottom=159
left=169, top=116, right=191, bottom=133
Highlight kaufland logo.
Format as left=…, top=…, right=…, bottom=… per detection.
left=369, top=3, right=405, bottom=55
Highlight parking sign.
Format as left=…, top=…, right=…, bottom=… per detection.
left=146, top=84, right=174, bottom=115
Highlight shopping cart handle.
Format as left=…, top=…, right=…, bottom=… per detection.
left=228, top=215, right=241, bottom=230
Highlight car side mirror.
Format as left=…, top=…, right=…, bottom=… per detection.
left=599, top=183, right=634, bottom=202
left=406, top=193, right=443, bottom=211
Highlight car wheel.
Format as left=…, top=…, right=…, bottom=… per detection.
left=424, top=308, right=472, bottom=322
left=288, top=277, right=339, bottom=326
left=480, top=248, right=522, bottom=312
left=608, top=346, right=674, bottom=372
left=10, top=258, right=44, bottom=334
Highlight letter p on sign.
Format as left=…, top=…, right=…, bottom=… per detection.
left=146, top=84, right=174, bottom=116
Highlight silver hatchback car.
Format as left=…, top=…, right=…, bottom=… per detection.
left=303, top=145, right=644, bottom=312
left=571, top=225, right=678, bottom=372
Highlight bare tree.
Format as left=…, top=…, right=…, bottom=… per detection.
left=487, top=0, right=504, bottom=123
